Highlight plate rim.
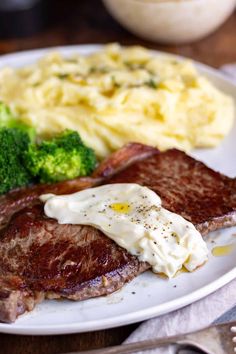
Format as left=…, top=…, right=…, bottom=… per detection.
left=0, top=267, right=235, bottom=335
left=0, top=44, right=235, bottom=335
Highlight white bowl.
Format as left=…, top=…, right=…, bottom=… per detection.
left=103, top=0, right=236, bottom=44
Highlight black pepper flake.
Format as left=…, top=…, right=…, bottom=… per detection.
left=173, top=285, right=177, bottom=288
left=131, top=291, right=136, bottom=295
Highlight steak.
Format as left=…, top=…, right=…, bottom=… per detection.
left=104, top=148, right=236, bottom=235
left=0, top=204, right=149, bottom=323
left=0, top=143, right=235, bottom=323
left=0, top=143, right=155, bottom=323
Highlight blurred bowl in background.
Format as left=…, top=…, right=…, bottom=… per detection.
left=103, top=0, right=236, bottom=44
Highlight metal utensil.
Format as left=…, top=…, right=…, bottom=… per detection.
left=61, top=321, right=236, bottom=354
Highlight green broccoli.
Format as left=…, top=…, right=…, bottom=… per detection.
left=0, top=101, right=36, bottom=142
left=24, top=130, right=97, bottom=183
left=0, top=128, right=32, bottom=194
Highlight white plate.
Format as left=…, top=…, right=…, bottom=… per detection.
left=0, top=45, right=235, bottom=335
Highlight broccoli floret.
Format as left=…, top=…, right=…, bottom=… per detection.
left=11, top=121, right=36, bottom=143
left=0, top=128, right=32, bottom=194
left=0, top=101, right=36, bottom=142
left=24, top=130, right=97, bottom=183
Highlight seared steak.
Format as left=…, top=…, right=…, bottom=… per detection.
left=0, top=143, right=235, bottom=323
left=104, top=149, right=236, bottom=235
left=0, top=204, right=149, bottom=323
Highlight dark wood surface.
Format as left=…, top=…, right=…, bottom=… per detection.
left=0, top=0, right=236, bottom=67
left=0, top=1, right=235, bottom=353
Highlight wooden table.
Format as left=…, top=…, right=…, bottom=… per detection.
left=0, top=1, right=235, bottom=353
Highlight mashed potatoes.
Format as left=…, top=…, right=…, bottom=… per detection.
left=0, top=44, right=234, bottom=158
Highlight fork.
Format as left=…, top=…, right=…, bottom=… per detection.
left=62, top=321, right=236, bottom=354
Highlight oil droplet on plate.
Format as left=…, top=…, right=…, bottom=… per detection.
left=211, top=244, right=235, bottom=257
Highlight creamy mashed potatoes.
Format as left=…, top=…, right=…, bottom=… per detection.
left=0, top=44, right=234, bottom=158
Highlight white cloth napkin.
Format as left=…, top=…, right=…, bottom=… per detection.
left=125, top=279, right=236, bottom=354
left=124, top=64, right=236, bottom=354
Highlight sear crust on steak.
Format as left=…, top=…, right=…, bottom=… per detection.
left=105, top=149, right=236, bottom=235
left=0, top=178, right=99, bottom=230
left=0, top=204, right=149, bottom=323
left=0, top=143, right=235, bottom=323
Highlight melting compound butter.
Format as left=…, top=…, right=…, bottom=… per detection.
left=41, top=184, right=208, bottom=278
